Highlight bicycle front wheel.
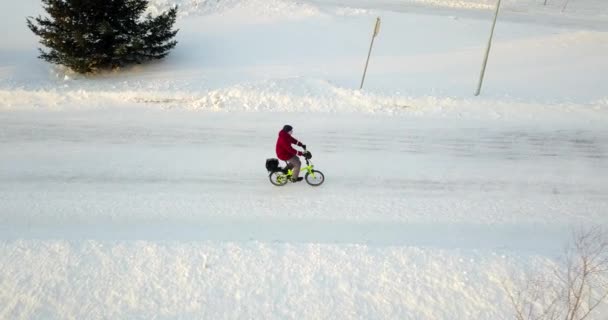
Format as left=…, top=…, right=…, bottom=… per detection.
left=269, top=171, right=289, bottom=186
left=305, top=170, right=324, bottom=186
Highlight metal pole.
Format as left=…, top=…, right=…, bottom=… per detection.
left=475, top=0, right=502, bottom=96
left=561, top=0, right=571, bottom=12
left=360, top=17, right=381, bottom=90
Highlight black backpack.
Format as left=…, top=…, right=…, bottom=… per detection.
left=265, top=158, right=279, bottom=172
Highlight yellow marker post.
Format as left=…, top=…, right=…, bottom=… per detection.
left=475, top=0, right=502, bottom=96
left=360, top=17, right=381, bottom=90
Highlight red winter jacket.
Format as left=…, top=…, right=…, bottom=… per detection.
left=276, top=130, right=304, bottom=161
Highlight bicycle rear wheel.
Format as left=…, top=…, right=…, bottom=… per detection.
left=269, top=171, right=289, bottom=186
left=305, top=170, right=324, bottom=186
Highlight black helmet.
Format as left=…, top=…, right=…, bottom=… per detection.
left=282, top=125, right=293, bottom=132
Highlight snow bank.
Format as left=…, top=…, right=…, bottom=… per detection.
left=306, top=0, right=608, bottom=23
left=145, top=0, right=608, bottom=18
left=0, top=239, right=555, bottom=319
left=414, top=0, right=607, bottom=13
left=1, top=78, right=606, bottom=124
left=147, top=0, right=322, bottom=18
left=315, top=0, right=608, bottom=14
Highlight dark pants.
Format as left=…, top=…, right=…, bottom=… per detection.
left=286, top=156, right=301, bottom=178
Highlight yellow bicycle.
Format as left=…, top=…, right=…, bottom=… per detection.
left=266, top=150, right=325, bottom=187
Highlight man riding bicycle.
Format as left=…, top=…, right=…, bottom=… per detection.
left=275, top=125, right=310, bottom=182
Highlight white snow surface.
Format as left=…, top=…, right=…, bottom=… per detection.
left=1, top=0, right=608, bottom=319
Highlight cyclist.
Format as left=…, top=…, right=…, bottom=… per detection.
left=275, top=125, right=309, bottom=182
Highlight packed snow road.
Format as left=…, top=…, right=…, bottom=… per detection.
left=1, top=110, right=606, bottom=253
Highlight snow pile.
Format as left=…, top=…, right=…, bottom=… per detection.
left=0, top=239, right=556, bottom=319
left=142, top=0, right=608, bottom=17
left=368, top=0, right=607, bottom=14
left=595, top=97, right=608, bottom=110
left=147, top=0, right=322, bottom=18
left=403, top=0, right=495, bottom=10
left=308, top=0, right=608, bottom=21
left=0, top=80, right=413, bottom=113
left=3, top=78, right=606, bottom=123
left=149, top=78, right=411, bottom=113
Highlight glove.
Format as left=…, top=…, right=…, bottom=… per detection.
left=304, top=151, right=312, bottom=159
left=301, top=144, right=307, bottom=150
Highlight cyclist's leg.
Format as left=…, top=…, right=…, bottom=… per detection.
left=287, top=156, right=301, bottom=179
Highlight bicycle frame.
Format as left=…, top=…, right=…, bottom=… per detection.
left=285, top=159, right=316, bottom=178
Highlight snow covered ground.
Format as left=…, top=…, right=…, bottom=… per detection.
left=1, top=0, right=608, bottom=319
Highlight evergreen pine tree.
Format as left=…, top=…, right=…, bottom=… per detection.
left=27, top=0, right=178, bottom=73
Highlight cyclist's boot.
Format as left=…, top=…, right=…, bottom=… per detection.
left=291, top=177, right=303, bottom=182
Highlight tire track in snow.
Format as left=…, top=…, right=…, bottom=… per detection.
left=2, top=119, right=607, bottom=161
left=318, top=129, right=608, bottom=161
left=1, top=174, right=606, bottom=199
